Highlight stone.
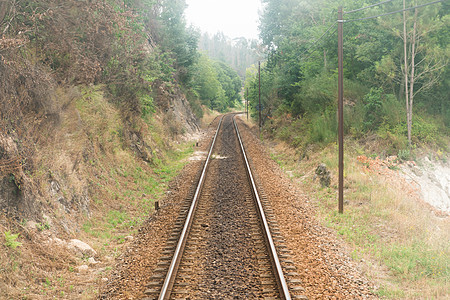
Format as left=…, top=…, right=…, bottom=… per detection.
left=25, top=220, right=38, bottom=230
left=87, top=257, right=98, bottom=265
left=77, top=265, right=89, bottom=273
left=315, top=163, right=331, bottom=187
left=68, top=239, right=97, bottom=257
left=52, top=237, right=67, bottom=247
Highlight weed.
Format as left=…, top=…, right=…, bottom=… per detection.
left=376, top=286, right=405, bottom=298
left=43, top=277, right=51, bottom=288
left=57, top=276, right=65, bottom=287
left=107, top=210, right=128, bottom=228
left=36, top=222, right=50, bottom=231
left=398, top=149, right=411, bottom=161
left=4, top=231, right=22, bottom=249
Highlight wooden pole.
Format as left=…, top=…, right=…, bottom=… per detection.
left=246, top=88, right=249, bottom=120
left=338, top=7, right=344, bottom=214
left=258, top=61, right=261, bottom=134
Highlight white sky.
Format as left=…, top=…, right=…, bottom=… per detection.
left=185, top=0, right=263, bottom=40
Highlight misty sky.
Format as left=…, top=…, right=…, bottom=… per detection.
left=185, top=0, right=263, bottom=40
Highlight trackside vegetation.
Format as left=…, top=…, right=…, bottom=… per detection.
left=246, top=0, right=448, bottom=155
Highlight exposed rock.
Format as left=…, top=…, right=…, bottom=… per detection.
left=25, top=220, right=38, bottom=230
left=50, top=181, right=60, bottom=194
left=71, top=190, right=90, bottom=217
left=51, top=237, right=67, bottom=247
left=153, top=80, right=199, bottom=136
left=411, top=166, right=424, bottom=177
left=68, top=239, right=97, bottom=257
left=77, top=265, right=89, bottom=273
left=314, top=163, right=331, bottom=187
left=401, top=158, right=450, bottom=213
left=87, top=257, right=98, bottom=265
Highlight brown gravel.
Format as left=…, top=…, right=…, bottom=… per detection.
left=236, top=116, right=377, bottom=299
left=99, top=117, right=221, bottom=299
left=101, top=114, right=376, bottom=299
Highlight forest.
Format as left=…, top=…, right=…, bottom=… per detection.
left=198, top=32, right=261, bottom=77
left=0, top=0, right=242, bottom=134
left=246, top=0, right=449, bottom=155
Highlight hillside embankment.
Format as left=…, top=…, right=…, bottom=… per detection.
left=0, top=80, right=208, bottom=298
left=0, top=1, right=211, bottom=297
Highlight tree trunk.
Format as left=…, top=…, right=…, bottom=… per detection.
left=408, top=8, right=418, bottom=147
left=403, top=0, right=412, bottom=146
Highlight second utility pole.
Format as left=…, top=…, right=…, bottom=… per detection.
left=258, top=61, right=261, bottom=133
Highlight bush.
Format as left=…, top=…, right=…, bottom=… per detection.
left=362, top=87, right=384, bottom=131
left=140, top=94, right=155, bottom=117
left=293, top=72, right=336, bottom=116
left=4, top=231, right=22, bottom=249
left=309, top=109, right=337, bottom=144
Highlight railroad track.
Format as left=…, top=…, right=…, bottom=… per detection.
left=143, top=114, right=306, bottom=300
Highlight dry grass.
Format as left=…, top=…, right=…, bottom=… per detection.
left=266, top=140, right=449, bottom=299
left=0, top=85, right=196, bottom=299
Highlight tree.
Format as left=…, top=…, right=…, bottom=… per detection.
left=400, top=0, right=448, bottom=145
left=158, top=0, right=199, bottom=84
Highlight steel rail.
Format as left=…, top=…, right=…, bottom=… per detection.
left=233, top=115, right=292, bottom=300
left=158, top=116, right=224, bottom=300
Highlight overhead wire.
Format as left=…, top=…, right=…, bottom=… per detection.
left=301, top=27, right=337, bottom=62
left=344, top=0, right=396, bottom=14
left=344, top=0, right=445, bottom=22
left=298, top=21, right=336, bottom=60
left=297, top=0, right=444, bottom=61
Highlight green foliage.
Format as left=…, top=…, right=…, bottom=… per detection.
left=36, top=222, right=50, bottom=232
left=199, top=33, right=259, bottom=77
left=213, top=61, right=242, bottom=108
left=158, top=0, right=199, bottom=85
left=362, top=88, right=384, bottom=131
left=140, top=94, right=155, bottom=117
left=192, top=54, right=241, bottom=112
left=292, top=72, right=336, bottom=116
left=309, top=110, right=337, bottom=144
left=4, top=231, right=22, bottom=249
left=253, top=0, right=449, bottom=149
left=398, top=148, right=412, bottom=161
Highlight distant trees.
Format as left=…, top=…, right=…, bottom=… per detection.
left=192, top=54, right=242, bottom=112
left=246, top=0, right=449, bottom=149
left=199, top=32, right=260, bottom=77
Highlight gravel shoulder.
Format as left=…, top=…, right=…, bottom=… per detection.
left=100, top=115, right=376, bottom=299
left=236, top=116, right=377, bottom=299
left=99, top=117, right=221, bottom=299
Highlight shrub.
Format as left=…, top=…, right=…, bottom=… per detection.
left=140, top=94, right=155, bottom=117
left=4, top=231, right=22, bottom=249
left=309, top=109, right=337, bottom=144
left=363, top=87, right=384, bottom=131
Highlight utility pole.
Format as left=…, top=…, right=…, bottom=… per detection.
left=258, top=61, right=261, bottom=133
left=337, top=7, right=344, bottom=214
left=246, top=88, right=249, bottom=120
